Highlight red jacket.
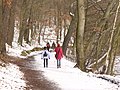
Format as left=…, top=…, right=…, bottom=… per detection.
left=55, top=46, right=63, bottom=60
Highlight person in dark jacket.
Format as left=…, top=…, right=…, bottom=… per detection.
left=46, top=42, right=50, bottom=51
left=51, top=42, right=56, bottom=49
left=54, top=44, right=63, bottom=68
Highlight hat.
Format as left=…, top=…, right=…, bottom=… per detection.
left=44, top=47, right=47, bottom=49
left=57, top=44, right=60, bottom=47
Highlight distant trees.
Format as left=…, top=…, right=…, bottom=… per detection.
left=18, top=0, right=30, bottom=45
left=0, top=0, right=74, bottom=48
left=16, top=0, right=74, bottom=46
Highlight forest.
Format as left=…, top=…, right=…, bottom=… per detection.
left=0, top=0, right=120, bottom=75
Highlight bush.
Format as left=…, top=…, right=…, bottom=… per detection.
left=21, top=47, right=43, bottom=56
left=31, top=47, right=43, bottom=51
left=21, top=50, right=28, bottom=56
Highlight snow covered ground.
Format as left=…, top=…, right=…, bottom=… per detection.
left=33, top=51, right=120, bottom=90
left=0, top=47, right=120, bottom=90
left=0, top=63, right=26, bottom=90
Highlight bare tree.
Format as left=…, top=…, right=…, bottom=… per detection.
left=84, top=0, right=118, bottom=74
left=76, top=0, right=86, bottom=71
left=106, top=0, right=120, bottom=75
left=62, top=1, right=77, bottom=56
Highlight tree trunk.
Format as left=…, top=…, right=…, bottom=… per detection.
left=18, top=0, right=28, bottom=45
left=76, top=0, right=86, bottom=71
left=7, top=0, right=16, bottom=46
left=24, top=27, right=30, bottom=44
left=38, top=23, right=43, bottom=44
left=62, top=10, right=77, bottom=56
left=18, top=19, right=26, bottom=45
left=0, top=0, right=8, bottom=53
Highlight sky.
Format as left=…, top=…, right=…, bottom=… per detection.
left=0, top=45, right=120, bottom=90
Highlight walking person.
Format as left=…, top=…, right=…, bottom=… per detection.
left=46, top=42, right=50, bottom=51
left=55, top=43, right=63, bottom=68
left=41, top=47, right=50, bottom=68
left=51, top=42, right=56, bottom=49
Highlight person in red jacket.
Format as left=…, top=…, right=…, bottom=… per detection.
left=55, top=43, right=63, bottom=68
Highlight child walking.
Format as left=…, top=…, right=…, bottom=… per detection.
left=41, top=47, right=50, bottom=68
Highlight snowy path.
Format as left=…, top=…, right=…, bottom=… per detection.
left=12, top=57, right=60, bottom=90
left=32, top=51, right=120, bottom=90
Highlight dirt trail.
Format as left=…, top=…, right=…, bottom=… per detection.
left=11, top=57, right=61, bottom=90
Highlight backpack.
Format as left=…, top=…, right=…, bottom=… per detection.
left=43, top=51, right=48, bottom=57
